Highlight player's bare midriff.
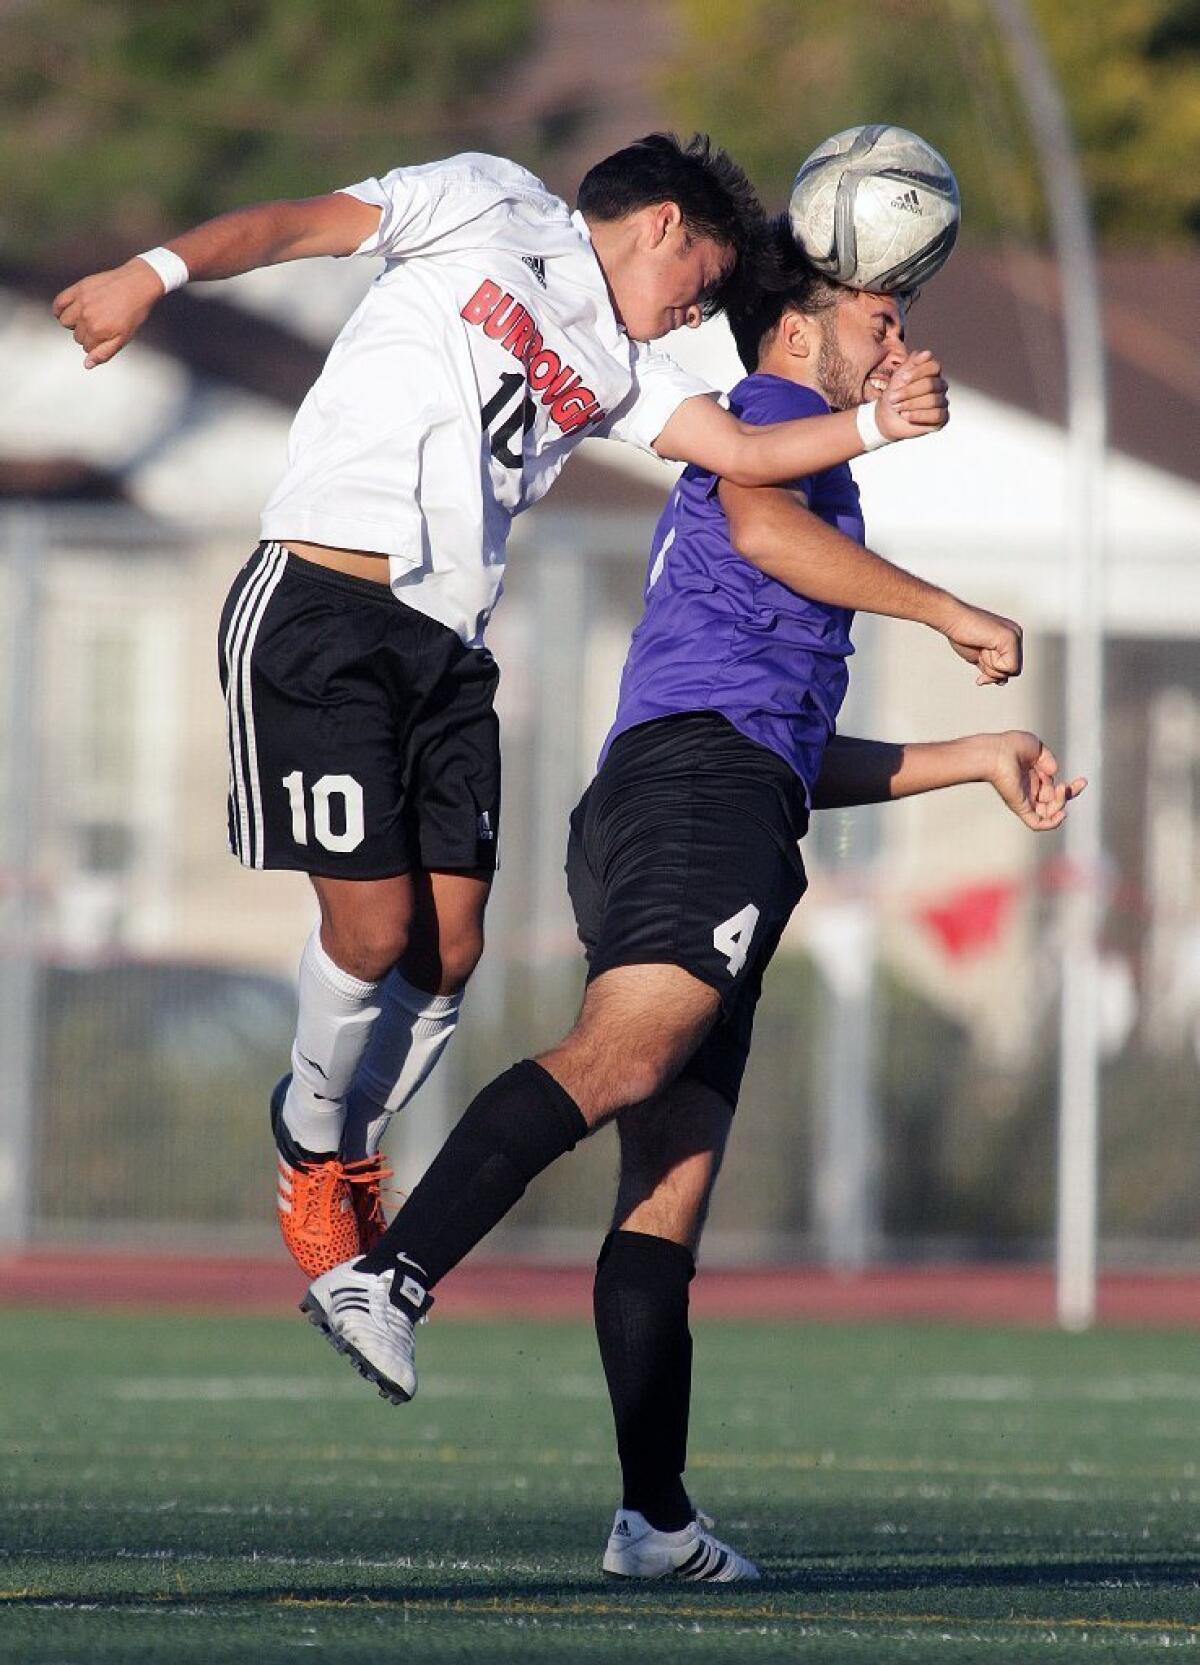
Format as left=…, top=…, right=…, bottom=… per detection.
left=285, top=541, right=392, bottom=585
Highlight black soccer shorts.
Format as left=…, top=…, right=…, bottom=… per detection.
left=565, top=711, right=809, bottom=1109
left=218, top=542, right=501, bottom=878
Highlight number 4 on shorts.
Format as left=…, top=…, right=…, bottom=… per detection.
left=713, top=902, right=760, bottom=978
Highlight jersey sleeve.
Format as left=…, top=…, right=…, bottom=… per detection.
left=595, top=343, right=716, bottom=455
left=727, top=376, right=832, bottom=496
left=337, top=154, right=550, bottom=260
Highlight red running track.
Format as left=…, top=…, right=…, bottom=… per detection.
left=2, top=1251, right=1199, bottom=1326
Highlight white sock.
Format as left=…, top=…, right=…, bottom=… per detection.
left=340, top=970, right=463, bottom=1160
left=283, top=927, right=382, bottom=1155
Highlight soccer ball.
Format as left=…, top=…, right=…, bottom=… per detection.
left=789, top=125, right=960, bottom=293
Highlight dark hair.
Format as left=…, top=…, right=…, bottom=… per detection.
left=577, top=132, right=766, bottom=317
left=727, top=216, right=846, bottom=372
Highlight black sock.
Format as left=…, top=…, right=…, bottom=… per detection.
left=593, top=1229, right=696, bottom=1533
left=356, top=1060, right=587, bottom=1301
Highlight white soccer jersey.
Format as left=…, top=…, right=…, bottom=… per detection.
left=259, top=153, right=714, bottom=645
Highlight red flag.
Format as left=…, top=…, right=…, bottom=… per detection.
left=918, top=879, right=1018, bottom=959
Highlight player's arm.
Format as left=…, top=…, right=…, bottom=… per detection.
left=654, top=351, right=948, bottom=483
left=813, top=730, right=1086, bottom=831
left=719, top=480, right=1022, bottom=686
left=52, top=192, right=382, bottom=368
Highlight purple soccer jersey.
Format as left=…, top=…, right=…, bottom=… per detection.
left=601, top=374, right=865, bottom=802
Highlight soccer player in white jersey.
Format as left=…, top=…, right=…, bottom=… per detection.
left=53, top=135, right=968, bottom=1277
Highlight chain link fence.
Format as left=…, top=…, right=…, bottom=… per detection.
left=2, top=503, right=1198, bottom=1264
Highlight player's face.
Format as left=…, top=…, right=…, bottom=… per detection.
left=612, top=215, right=734, bottom=342
left=816, top=291, right=908, bottom=410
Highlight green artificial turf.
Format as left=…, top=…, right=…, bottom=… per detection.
left=2, top=1307, right=1198, bottom=1662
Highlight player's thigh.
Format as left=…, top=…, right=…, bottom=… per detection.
left=405, top=638, right=502, bottom=877
left=679, top=911, right=790, bottom=1113
left=403, top=867, right=492, bottom=995
left=539, top=962, right=721, bottom=1125
left=565, top=783, right=602, bottom=958
left=219, top=545, right=421, bottom=879
left=574, top=715, right=808, bottom=1027
left=613, top=1078, right=735, bottom=1252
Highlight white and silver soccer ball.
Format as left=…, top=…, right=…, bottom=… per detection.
left=788, top=125, right=960, bottom=293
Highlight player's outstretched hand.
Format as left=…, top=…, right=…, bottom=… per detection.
left=987, top=730, right=1087, bottom=830
left=52, top=260, right=165, bottom=368
left=874, top=350, right=949, bottom=441
left=941, top=598, right=1023, bottom=685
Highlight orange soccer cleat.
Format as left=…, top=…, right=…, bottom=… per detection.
left=271, top=1077, right=363, bottom=1279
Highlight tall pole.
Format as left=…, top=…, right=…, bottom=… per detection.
left=988, top=0, right=1108, bottom=1329
left=812, top=616, right=884, bottom=1270
left=0, top=507, right=44, bottom=1248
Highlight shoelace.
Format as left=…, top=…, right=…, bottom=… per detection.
left=341, top=1156, right=402, bottom=1231
left=294, top=1160, right=349, bottom=1235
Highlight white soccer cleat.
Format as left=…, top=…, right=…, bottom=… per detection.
left=602, top=1508, right=760, bottom=1582
left=300, top=1257, right=429, bottom=1404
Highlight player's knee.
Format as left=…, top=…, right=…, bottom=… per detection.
left=537, top=1030, right=674, bottom=1124
left=438, top=927, right=484, bottom=993
left=403, top=925, right=483, bottom=995
left=320, top=918, right=409, bottom=983
left=612, top=1048, right=677, bottom=1112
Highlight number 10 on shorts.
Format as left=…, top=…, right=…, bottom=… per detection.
left=282, top=771, right=365, bottom=853
left=713, top=902, right=760, bottom=978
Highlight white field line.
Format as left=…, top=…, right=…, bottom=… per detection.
left=2, top=1548, right=508, bottom=1571
left=6, top=1438, right=1200, bottom=1485
left=101, top=1370, right=1200, bottom=1408
left=9, top=1498, right=1200, bottom=1535
left=108, top=1372, right=605, bottom=1403
left=918, top=1374, right=1200, bottom=1405
left=7, top=1544, right=1200, bottom=1583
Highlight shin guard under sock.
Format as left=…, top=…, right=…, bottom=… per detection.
left=284, top=928, right=381, bottom=1155
left=356, top=1060, right=587, bottom=1294
left=341, top=972, right=463, bottom=1161
left=593, top=1229, right=696, bottom=1532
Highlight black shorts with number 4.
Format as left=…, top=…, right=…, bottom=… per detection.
left=219, top=543, right=501, bottom=878
left=566, top=712, right=809, bottom=1109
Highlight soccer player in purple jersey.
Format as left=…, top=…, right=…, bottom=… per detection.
left=299, top=224, right=1083, bottom=1579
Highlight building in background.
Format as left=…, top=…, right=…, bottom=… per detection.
left=1, top=235, right=1197, bottom=1255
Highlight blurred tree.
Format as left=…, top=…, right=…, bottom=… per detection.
left=665, top=0, right=1200, bottom=243
left=0, top=0, right=535, bottom=263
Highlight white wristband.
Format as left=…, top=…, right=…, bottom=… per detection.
left=136, top=246, right=190, bottom=294
left=855, top=400, right=892, bottom=452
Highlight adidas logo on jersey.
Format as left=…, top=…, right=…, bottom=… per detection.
left=521, top=255, right=547, bottom=288
left=477, top=810, right=494, bottom=842
left=614, top=1519, right=631, bottom=1537
left=890, top=188, right=924, bottom=215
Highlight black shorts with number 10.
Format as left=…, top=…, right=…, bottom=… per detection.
left=566, top=712, right=809, bottom=1109
left=219, top=543, right=501, bottom=878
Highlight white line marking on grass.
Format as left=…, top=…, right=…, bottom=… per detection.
left=920, top=1374, right=1200, bottom=1405
left=920, top=1376, right=1037, bottom=1402
left=112, top=1376, right=362, bottom=1402
left=2, top=1502, right=314, bottom=1518
left=9, top=1436, right=1200, bottom=1490
left=270, top=1597, right=1200, bottom=1642
left=1, top=1550, right=526, bottom=1573
left=109, top=1372, right=605, bottom=1403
